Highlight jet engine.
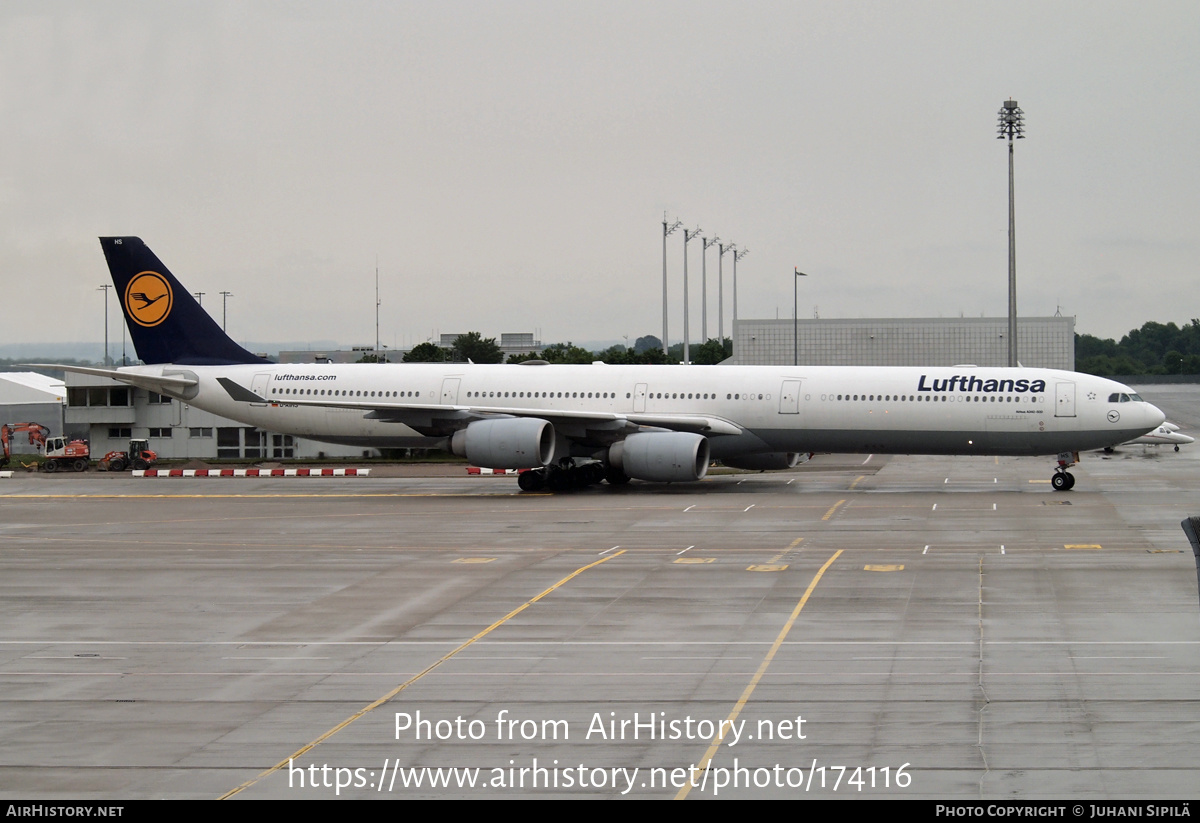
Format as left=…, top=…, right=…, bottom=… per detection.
left=608, top=432, right=710, bottom=482
left=451, top=418, right=555, bottom=469
left=721, top=452, right=807, bottom=471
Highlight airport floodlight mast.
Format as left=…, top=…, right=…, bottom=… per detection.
left=793, top=268, right=808, bottom=366
left=220, top=291, right=233, bottom=332
left=998, top=98, right=1025, bottom=367
left=732, top=245, right=749, bottom=339
left=375, top=260, right=382, bottom=362
left=97, top=284, right=111, bottom=366
left=682, top=225, right=703, bottom=364
left=718, top=241, right=732, bottom=346
left=662, top=215, right=683, bottom=355
left=702, top=235, right=719, bottom=343
left=193, top=291, right=204, bottom=307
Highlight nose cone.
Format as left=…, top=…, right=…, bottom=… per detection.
left=1146, top=403, right=1167, bottom=429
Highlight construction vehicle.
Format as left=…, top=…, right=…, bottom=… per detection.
left=1, top=423, right=91, bottom=472
left=98, top=438, right=158, bottom=472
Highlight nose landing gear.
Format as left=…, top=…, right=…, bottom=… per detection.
left=1051, top=451, right=1079, bottom=492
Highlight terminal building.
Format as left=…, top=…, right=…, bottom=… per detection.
left=61, top=373, right=375, bottom=461
left=729, top=316, right=1074, bottom=370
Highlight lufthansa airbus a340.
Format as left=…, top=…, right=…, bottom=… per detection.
left=39, top=237, right=1165, bottom=492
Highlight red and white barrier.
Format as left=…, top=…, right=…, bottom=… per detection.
left=466, top=467, right=527, bottom=475
left=134, top=468, right=370, bottom=478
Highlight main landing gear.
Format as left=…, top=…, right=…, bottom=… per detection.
left=517, top=459, right=611, bottom=492
left=1051, top=451, right=1079, bottom=492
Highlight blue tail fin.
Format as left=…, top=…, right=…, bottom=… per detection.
left=100, top=237, right=268, bottom=365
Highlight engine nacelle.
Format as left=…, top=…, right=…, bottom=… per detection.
left=451, top=418, right=555, bottom=469
left=721, top=452, right=808, bottom=471
left=609, top=432, right=709, bottom=482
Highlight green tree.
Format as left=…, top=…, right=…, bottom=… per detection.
left=634, top=335, right=663, bottom=354
left=403, top=342, right=448, bottom=362
left=595, top=345, right=633, bottom=364
left=1076, top=320, right=1200, bottom=376
left=690, top=337, right=733, bottom=365
left=1075, top=333, right=1121, bottom=362
left=540, top=342, right=595, bottom=364
left=629, top=347, right=670, bottom=365
left=451, top=332, right=504, bottom=364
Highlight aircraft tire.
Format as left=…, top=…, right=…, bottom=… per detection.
left=1051, top=472, right=1069, bottom=492
left=517, top=470, right=544, bottom=492
left=604, top=464, right=630, bottom=485
left=546, top=469, right=573, bottom=493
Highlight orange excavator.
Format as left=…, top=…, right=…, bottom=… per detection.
left=1, top=422, right=91, bottom=472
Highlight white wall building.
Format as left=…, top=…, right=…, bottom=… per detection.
left=63, top=373, right=378, bottom=461
left=730, top=316, right=1075, bottom=370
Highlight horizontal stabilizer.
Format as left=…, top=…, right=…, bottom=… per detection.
left=217, top=378, right=267, bottom=403
left=23, top=364, right=198, bottom=392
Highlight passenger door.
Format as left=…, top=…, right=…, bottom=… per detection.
left=634, top=383, right=647, bottom=413
left=1055, top=381, right=1076, bottom=418
left=251, top=373, right=271, bottom=407
left=778, top=379, right=802, bottom=414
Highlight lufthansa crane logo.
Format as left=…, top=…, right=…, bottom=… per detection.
left=124, top=271, right=173, bottom=327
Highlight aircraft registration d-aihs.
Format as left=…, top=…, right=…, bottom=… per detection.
left=43, top=237, right=1165, bottom=492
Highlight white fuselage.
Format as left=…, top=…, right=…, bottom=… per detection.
left=124, top=361, right=1165, bottom=460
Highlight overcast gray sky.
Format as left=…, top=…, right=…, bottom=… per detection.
left=3, top=1, right=1197, bottom=355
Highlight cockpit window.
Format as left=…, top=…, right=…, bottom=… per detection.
left=1119, top=394, right=1130, bottom=402
left=1108, top=393, right=1120, bottom=402
left=1130, top=393, right=1143, bottom=402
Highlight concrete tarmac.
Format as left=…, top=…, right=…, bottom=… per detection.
left=1, top=388, right=1198, bottom=800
